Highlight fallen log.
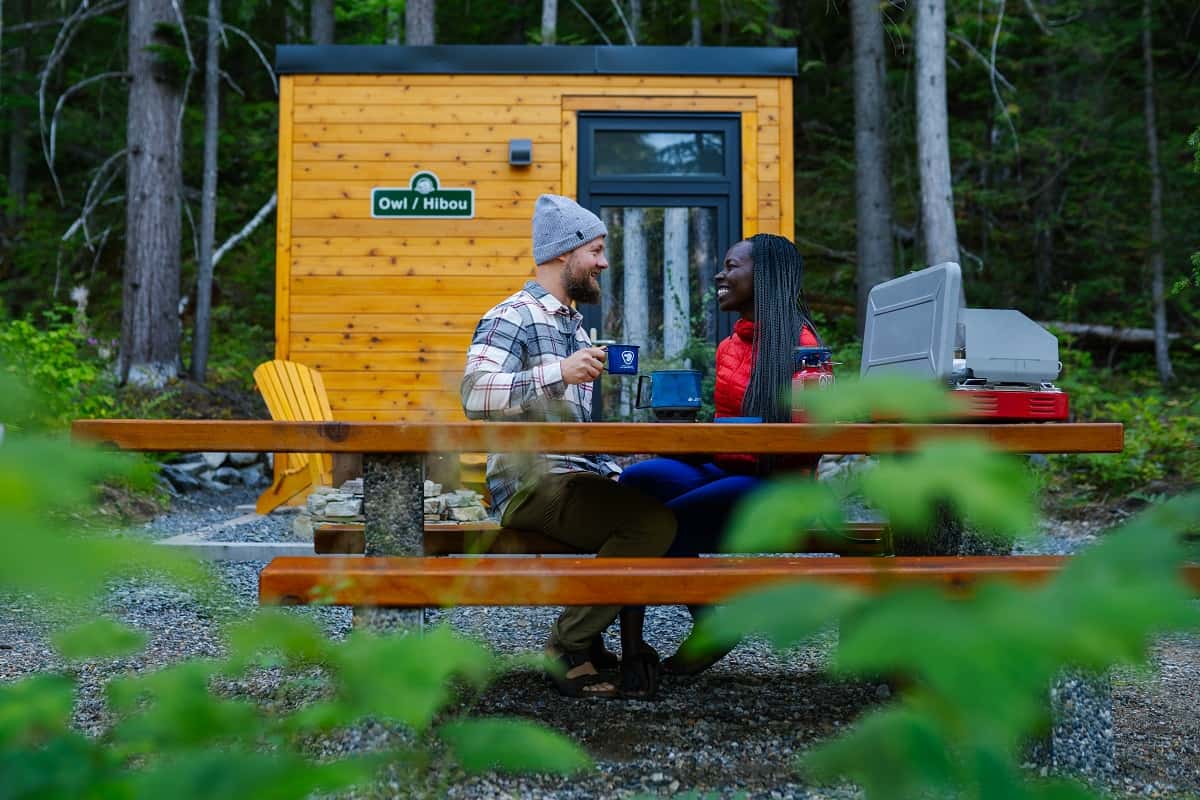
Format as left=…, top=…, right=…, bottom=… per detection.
left=1040, top=321, right=1181, bottom=344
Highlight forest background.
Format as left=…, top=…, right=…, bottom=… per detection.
left=0, top=0, right=1197, bottom=503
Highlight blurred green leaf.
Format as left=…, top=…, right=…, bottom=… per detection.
left=439, top=717, right=592, bottom=775
left=804, top=706, right=956, bottom=798
left=859, top=440, right=1036, bottom=537
left=332, top=625, right=494, bottom=731
left=109, top=661, right=261, bottom=755
left=0, top=675, right=76, bottom=747
left=722, top=478, right=844, bottom=552
left=53, top=619, right=146, bottom=660
left=691, top=582, right=862, bottom=653
left=223, top=609, right=331, bottom=672
left=799, top=375, right=960, bottom=424
left=129, top=751, right=378, bottom=800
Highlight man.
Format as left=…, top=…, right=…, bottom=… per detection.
left=461, top=194, right=675, bottom=699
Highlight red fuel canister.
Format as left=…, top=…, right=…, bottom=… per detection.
left=791, top=346, right=834, bottom=423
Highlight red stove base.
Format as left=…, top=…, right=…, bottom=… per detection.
left=954, top=388, right=1070, bottom=421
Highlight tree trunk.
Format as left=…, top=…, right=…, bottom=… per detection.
left=663, top=207, right=690, bottom=360
left=601, top=208, right=618, bottom=337
left=386, top=2, right=402, bottom=45
left=311, top=0, right=334, bottom=44
left=1141, top=0, right=1173, bottom=384
left=622, top=208, right=649, bottom=417
left=406, top=0, right=435, bottom=45
left=690, top=0, right=702, bottom=45
left=692, top=207, right=716, bottom=342
left=6, top=48, right=27, bottom=226
left=191, top=0, right=221, bottom=382
left=914, top=0, right=959, bottom=266
left=851, top=0, right=894, bottom=334
left=541, top=0, right=557, bottom=45
left=284, top=0, right=304, bottom=43
left=121, top=0, right=183, bottom=386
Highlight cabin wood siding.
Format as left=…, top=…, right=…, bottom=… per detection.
left=277, top=73, right=794, bottom=422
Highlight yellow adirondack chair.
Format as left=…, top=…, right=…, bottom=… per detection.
left=253, top=359, right=335, bottom=514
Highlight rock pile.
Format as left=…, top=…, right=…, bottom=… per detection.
left=422, top=480, right=489, bottom=523
left=160, top=452, right=270, bottom=494
left=289, top=478, right=490, bottom=540
left=292, top=479, right=364, bottom=540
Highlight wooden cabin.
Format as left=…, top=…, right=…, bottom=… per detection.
left=273, top=45, right=797, bottom=423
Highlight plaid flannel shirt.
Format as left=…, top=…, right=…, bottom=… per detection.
left=461, top=280, right=621, bottom=517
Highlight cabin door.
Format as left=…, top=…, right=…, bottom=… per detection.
left=577, top=113, right=742, bottom=420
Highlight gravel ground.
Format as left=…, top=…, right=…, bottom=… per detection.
left=2, top=487, right=1197, bottom=799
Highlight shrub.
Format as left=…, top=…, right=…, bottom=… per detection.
left=0, top=308, right=118, bottom=431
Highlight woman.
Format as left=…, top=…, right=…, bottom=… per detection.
left=619, top=233, right=824, bottom=675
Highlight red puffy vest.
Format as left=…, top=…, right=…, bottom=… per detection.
left=712, top=318, right=821, bottom=475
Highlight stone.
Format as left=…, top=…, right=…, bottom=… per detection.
left=201, top=477, right=232, bottom=492
left=213, top=466, right=243, bottom=485
left=323, top=499, right=362, bottom=517
left=228, top=452, right=259, bottom=466
left=266, top=453, right=274, bottom=469
left=239, top=465, right=266, bottom=488
left=307, top=494, right=330, bottom=515
left=161, top=465, right=202, bottom=492
left=169, top=460, right=206, bottom=474
left=200, top=452, right=227, bottom=469
left=311, top=485, right=339, bottom=496
left=293, top=513, right=314, bottom=541
left=339, top=478, right=364, bottom=495
left=448, top=505, right=488, bottom=522
left=423, top=480, right=443, bottom=498
left=444, top=490, right=481, bottom=508
left=423, top=497, right=446, bottom=516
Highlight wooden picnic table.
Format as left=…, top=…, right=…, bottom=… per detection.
left=73, top=418, right=1123, bottom=559
left=72, top=416, right=1136, bottom=775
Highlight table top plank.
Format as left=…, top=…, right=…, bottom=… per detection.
left=258, top=555, right=1197, bottom=607
left=71, top=419, right=1124, bottom=455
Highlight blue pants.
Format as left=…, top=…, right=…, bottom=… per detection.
left=618, top=458, right=761, bottom=557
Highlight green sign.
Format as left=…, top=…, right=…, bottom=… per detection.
left=371, top=172, right=474, bottom=219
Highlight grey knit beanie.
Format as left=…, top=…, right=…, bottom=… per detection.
left=532, top=194, right=607, bottom=264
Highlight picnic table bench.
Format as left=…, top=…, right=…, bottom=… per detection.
left=74, top=417, right=1157, bottom=776
left=71, top=418, right=1143, bottom=606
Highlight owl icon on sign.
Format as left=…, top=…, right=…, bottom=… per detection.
left=414, top=176, right=435, bottom=195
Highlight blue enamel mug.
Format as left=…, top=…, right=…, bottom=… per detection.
left=636, top=369, right=703, bottom=421
left=605, top=344, right=640, bottom=375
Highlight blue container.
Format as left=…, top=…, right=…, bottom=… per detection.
left=636, top=369, right=703, bottom=416
left=606, top=343, right=640, bottom=375
left=714, top=416, right=764, bottom=423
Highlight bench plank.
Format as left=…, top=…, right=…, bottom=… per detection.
left=73, top=419, right=1124, bottom=455
left=259, top=555, right=1199, bottom=607
left=313, top=521, right=893, bottom=556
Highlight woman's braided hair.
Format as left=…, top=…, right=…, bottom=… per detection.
left=741, top=233, right=819, bottom=423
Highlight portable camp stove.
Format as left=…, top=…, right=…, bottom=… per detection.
left=951, top=380, right=1070, bottom=421
left=861, top=264, right=1072, bottom=423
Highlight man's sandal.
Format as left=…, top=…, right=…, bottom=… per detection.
left=545, top=645, right=620, bottom=699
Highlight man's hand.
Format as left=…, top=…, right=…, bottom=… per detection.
left=560, top=347, right=606, bottom=385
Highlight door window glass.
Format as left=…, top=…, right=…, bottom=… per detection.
left=594, top=131, right=725, bottom=176
left=593, top=205, right=719, bottom=420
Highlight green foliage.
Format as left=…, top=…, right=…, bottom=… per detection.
left=0, top=372, right=591, bottom=797
left=1049, top=344, right=1200, bottom=497
left=0, top=310, right=118, bottom=431
left=697, top=373, right=1200, bottom=798
left=439, top=718, right=592, bottom=774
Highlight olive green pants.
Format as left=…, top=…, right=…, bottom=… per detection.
left=501, top=471, right=676, bottom=652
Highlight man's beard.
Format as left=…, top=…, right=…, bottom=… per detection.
left=564, top=261, right=601, bottom=304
